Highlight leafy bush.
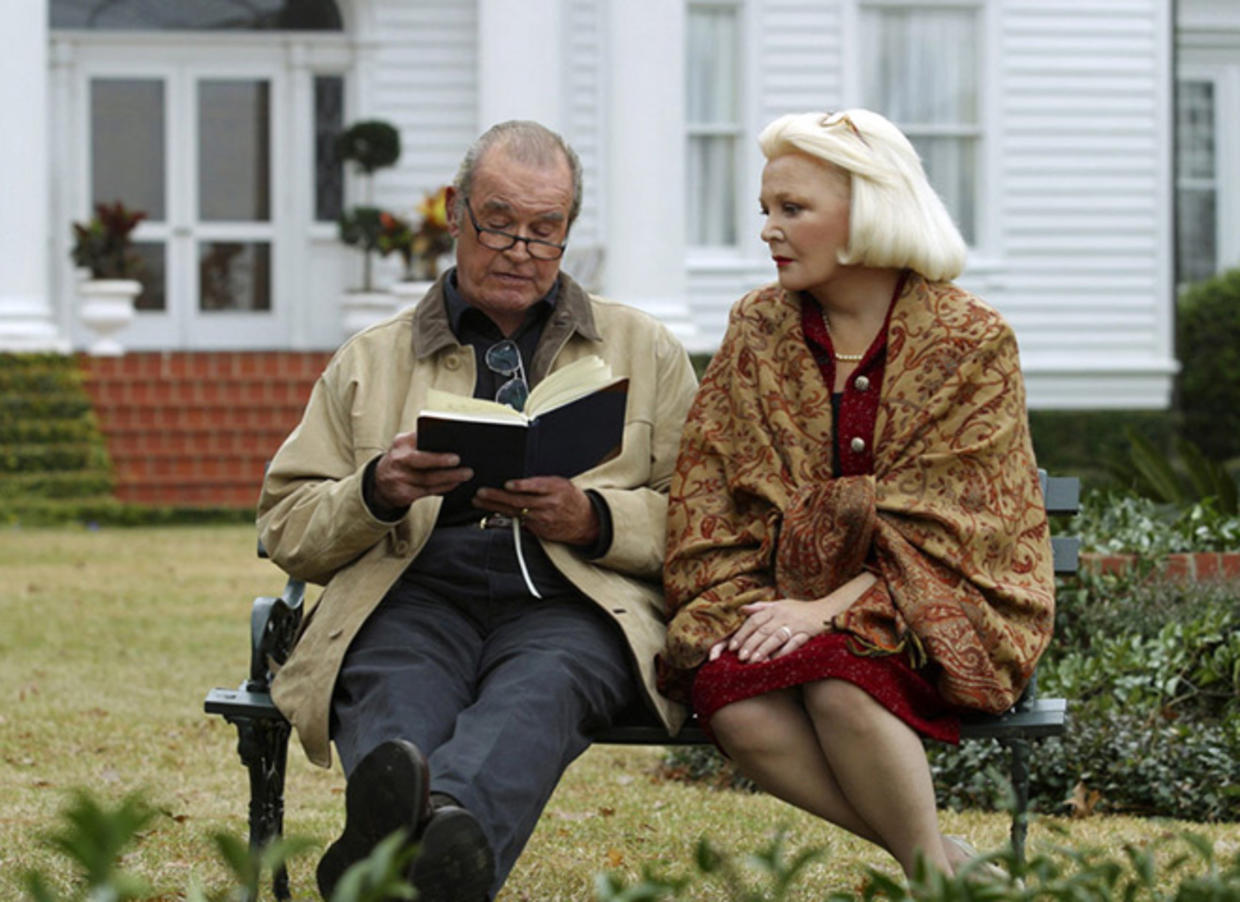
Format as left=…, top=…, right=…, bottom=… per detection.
left=597, top=826, right=1240, bottom=901
left=1027, top=409, right=1176, bottom=490
left=23, top=789, right=412, bottom=902
left=1070, top=490, right=1240, bottom=554
left=1178, top=267, right=1240, bottom=463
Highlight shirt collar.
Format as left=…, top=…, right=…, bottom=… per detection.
left=443, top=268, right=561, bottom=338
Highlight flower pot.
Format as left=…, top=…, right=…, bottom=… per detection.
left=390, top=280, right=433, bottom=307
left=78, top=278, right=140, bottom=356
left=340, top=289, right=398, bottom=339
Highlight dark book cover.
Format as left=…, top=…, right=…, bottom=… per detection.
left=416, top=378, right=629, bottom=491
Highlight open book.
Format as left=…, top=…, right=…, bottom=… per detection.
left=416, top=355, right=629, bottom=491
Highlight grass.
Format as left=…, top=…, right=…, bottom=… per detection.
left=1, top=524, right=1237, bottom=900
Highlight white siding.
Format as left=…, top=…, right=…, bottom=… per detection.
left=995, top=0, right=1175, bottom=407
left=564, top=0, right=605, bottom=248
left=368, top=1, right=479, bottom=207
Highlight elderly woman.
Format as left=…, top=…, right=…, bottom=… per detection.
left=660, top=109, right=1055, bottom=877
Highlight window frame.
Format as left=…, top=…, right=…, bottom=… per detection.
left=685, top=0, right=747, bottom=254
left=855, top=0, right=994, bottom=261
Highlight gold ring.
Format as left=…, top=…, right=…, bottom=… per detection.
left=520, top=507, right=530, bottom=517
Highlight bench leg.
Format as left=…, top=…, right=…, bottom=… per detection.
left=1003, top=737, right=1029, bottom=867
left=232, top=715, right=293, bottom=901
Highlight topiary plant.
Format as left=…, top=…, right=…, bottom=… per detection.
left=1177, top=267, right=1240, bottom=463
left=333, top=119, right=401, bottom=177
left=333, top=119, right=402, bottom=291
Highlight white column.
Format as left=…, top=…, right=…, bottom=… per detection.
left=0, top=0, right=68, bottom=352
left=604, top=0, right=696, bottom=344
left=477, top=0, right=566, bottom=132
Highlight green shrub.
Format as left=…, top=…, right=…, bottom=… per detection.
left=1070, top=490, right=1240, bottom=554
left=598, top=826, right=1240, bottom=901
left=1027, top=410, right=1176, bottom=490
left=1178, top=267, right=1240, bottom=463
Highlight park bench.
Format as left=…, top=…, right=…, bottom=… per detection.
left=205, top=472, right=1079, bottom=900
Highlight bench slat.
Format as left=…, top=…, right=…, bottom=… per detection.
left=593, top=697, right=1067, bottom=746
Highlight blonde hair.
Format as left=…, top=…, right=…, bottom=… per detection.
left=758, top=110, right=966, bottom=282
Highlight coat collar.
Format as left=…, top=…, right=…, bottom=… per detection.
left=410, top=269, right=602, bottom=368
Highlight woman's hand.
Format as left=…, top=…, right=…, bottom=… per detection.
left=728, top=572, right=878, bottom=664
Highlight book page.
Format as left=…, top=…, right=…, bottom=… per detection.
left=421, top=388, right=528, bottom=424
left=525, top=355, right=616, bottom=415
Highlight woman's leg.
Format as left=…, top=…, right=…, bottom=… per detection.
left=708, top=689, right=887, bottom=848
left=802, top=678, right=951, bottom=876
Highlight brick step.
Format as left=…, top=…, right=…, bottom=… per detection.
left=84, top=378, right=319, bottom=408
left=113, top=452, right=269, bottom=483
left=81, top=351, right=332, bottom=381
left=91, top=403, right=308, bottom=432
left=115, top=482, right=261, bottom=508
left=104, top=427, right=292, bottom=459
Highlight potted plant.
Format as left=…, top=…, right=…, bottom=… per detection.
left=379, top=186, right=455, bottom=304
left=70, top=200, right=146, bottom=356
left=334, top=119, right=402, bottom=335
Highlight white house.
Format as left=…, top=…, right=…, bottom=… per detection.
left=2, top=0, right=1237, bottom=411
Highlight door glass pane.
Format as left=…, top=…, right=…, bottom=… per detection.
left=132, top=241, right=166, bottom=312
left=91, top=79, right=165, bottom=221
left=199, top=241, right=271, bottom=311
left=199, top=80, right=271, bottom=222
left=314, top=75, right=345, bottom=222
left=51, top=0, right=343, bottom=30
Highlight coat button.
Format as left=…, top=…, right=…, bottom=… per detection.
left=850, top=437, right=866, bottom=453
left=444, top=354, right=461, bottom=371
left=394, top=541, right=411, bottom=556
left=854, top=375, right=870, bottom=391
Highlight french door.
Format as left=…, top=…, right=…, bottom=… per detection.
left=75, top=55, right=290, bottom=348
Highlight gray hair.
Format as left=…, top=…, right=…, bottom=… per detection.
left=452, top=120, right=584, bottom=229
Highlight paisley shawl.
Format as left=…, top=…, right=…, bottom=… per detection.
left=660, top=275, right=1054, bottom=714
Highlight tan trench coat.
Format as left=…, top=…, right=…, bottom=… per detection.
left=257, top=274, right=697, bottom=767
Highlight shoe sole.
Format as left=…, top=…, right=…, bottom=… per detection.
left=410, top=807, right=495, bottom=902
left=317, top=739, right=429, bottom=899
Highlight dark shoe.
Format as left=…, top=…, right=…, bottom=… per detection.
left=316, top=739, right=430, bottom=900
left=408, top=804, right=495, bottom=902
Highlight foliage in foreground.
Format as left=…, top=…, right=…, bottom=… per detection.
left=22, top=789, right=411, bottom=902
left=596, top=826, right=1240, bottom=901
left=27, top=791, right=1240, bottom=902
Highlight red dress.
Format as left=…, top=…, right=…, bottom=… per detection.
left=691, top=281, right=961, bottom=745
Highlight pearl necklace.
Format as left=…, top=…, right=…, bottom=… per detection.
left=823, top=312, right=865, bottom=362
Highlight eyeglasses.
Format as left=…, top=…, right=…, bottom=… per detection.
left=485, top=339, right=529, bottom=411
left=464, top=197, right=568, bottom=261
left=820, top=111, right=870, bottom=149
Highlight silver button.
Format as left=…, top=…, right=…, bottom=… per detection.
left=850, top=437, right=866, bottom=453
left=854, top=375, right=870, bottom=391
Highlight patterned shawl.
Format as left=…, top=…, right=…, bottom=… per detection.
left=660, top=275, right=1054, bottom=714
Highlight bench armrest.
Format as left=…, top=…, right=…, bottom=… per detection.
left=246, top=578, right=306, bottom=693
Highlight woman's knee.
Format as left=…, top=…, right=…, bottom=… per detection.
left=802, top=679, right=882, bottom=734
left=708, top=691, right=797, bottom=755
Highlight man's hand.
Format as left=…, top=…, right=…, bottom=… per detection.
left=373, top=431, right=474, bottom=509
left=474, top=476, right=600, bottom=547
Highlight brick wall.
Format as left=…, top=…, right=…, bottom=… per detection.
left=81, top=351, right=332, bottom=508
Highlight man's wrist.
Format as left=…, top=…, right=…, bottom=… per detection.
left=578, top=489, right=613, bottom=558
left=363, top=456, right=410, bottom=521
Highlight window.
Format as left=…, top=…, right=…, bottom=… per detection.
left=860, top=3, right=981, bottom=245
left=314, top=75, right=346, bottom=223
left=51, top=0, right=343, bottom=30
left=686, top=3, right=742, bottom=248
left=1176, top=79, right=1217, bottom=285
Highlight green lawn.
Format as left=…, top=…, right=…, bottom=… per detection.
left=1, top=524, right=1236, bottom=900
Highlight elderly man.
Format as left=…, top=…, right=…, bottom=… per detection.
left=257, top=120, right=696, bottom=901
